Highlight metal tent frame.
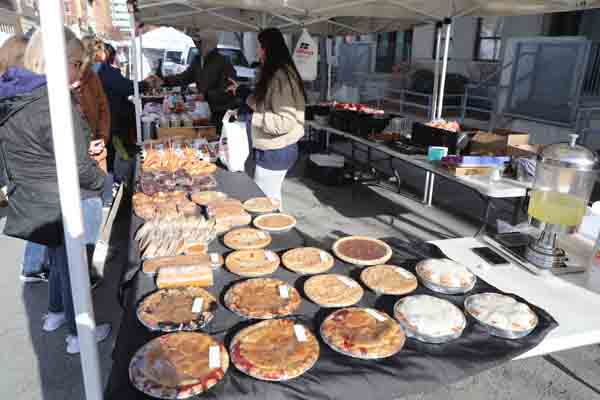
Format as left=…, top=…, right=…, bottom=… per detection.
left=35, top=1, right=600, bottom=399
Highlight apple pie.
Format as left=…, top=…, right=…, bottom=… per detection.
left=137, top=287, right=217, bottom=332
left=320, top=308, right=405, bottom=359
left=129, top=332, right=229, bottom=399
left=224, top=278, right=301, bottom=319
left=225, top=249, right=280, bottom=277
left=230, top=319, right=319, bottom=381
left=223, top=228, right=272, bottom=250
left=304, top=274, right=363, bottom=308
left=360, top=265, right=418, bottom=295
left=281, top=247, right=335, bottom=274
left=242, top=197, right=280, bottom=214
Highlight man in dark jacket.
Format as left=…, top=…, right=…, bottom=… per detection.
left=162, top=31, right=237, bottom=128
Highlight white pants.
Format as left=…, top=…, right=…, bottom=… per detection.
left=254, top=166, right=288, bottom=209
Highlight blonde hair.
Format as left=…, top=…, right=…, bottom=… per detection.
left=81, top=35, right=105, bottom=71
left=24, top=28, right=83, bottom=75
left=0, top=35, right=29, bottom=74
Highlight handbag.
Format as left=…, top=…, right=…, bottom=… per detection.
left=0, top=101, right=64, bottom=247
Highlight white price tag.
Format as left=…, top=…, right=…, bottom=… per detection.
left=294, top=324, right=308, bottom=342
left=279, top=285, right=289, bottom=298
left=265, top=251, right=276, bottom=262
left=319, top=251, right=329, bottom=263
left=209, top=346, right=220, bottom=369
left=365, top=309, right=386, bottom=322
left=210, top=253, right=220, bottom=264
left=192, top=297, right=204, bottom=313
left=257, top=231, right=267, bottom=239
left=338, top=276, right=358, bottom=288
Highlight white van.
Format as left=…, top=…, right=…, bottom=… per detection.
left=161, top=44, right=256, bottom=81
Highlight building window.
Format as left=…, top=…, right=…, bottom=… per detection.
left=475, top=17, right=504, bottom=61
left=433, top=24, right=453, bottom=59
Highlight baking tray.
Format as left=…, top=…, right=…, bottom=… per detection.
left=464, top=294, right=539, bottom=340
left=393, top=297, right=466, bottom=344
left=320, top=308, right=405, bottom=359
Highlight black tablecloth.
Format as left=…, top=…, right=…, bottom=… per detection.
left=106, top=168, right=558, bottom=400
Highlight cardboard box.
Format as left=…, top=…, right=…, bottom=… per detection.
left=446, top=166, right=493, bottom=177
left=469, top=129, right=529, bottom=156
left=157, top=126, right=218, bottom=141
left=506, top=144, right=544, bottom=158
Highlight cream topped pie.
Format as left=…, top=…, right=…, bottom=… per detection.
left=416, top=258, right=476, bottom=293
left=465, top=293, right=538, bottom=337
left=394, top=295, right=466, bottom=343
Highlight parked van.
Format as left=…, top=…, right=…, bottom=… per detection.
left=161, top=44, right=255, bottom=81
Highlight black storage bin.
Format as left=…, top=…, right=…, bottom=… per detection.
left=306, top=154, right=347, bottom=186
left=411, top=122, right=459, bottom=154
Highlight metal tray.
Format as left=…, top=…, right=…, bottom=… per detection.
left=393, top=298, right=466, bottom=344
left=229, top=321, right=319, bottom=381
left=464, top=295, right=539, bottom=340
left=415, top=263, right=476, bottom=295
left=320, top=309, right=405, bottom=359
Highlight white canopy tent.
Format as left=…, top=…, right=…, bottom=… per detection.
left=34, top=1, right=600, bottom=400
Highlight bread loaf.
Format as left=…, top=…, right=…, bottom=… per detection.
left=156, top=265, right=214, bottom=288
left=142, top=255, right=211, bottom=274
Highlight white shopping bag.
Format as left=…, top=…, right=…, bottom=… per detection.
left=293, top=29, right=318, bottom=82
left=219, top=110, right=249, bottom=172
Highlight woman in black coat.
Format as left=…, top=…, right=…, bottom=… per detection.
left=0, top=28, right=111, bottom=354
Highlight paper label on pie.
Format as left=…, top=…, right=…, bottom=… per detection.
left=265, top=251, right=276, bottom=262
left=365, top=309, right=386, bottom=322
left=320, top=251, right=329, bottom=262
left=338, top=276, right=358, bottom=288
left=209, top=345, right=220, bottom=369
left=294, top=324, right=308, bottom=342
left=257, top=231, right=267, bottom=239
left=210, top=253, right=220, bottom=263
left=192, top=297, right=204, bottom=313
left=279, top=284, right=289, bottom=298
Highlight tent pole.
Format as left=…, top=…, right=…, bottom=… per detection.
left=38, top=2, right=103, bottom=400
left=436, top=18, right=451, bottom=120
left=431, top=21, right=442, bottom=120
left=129, top=10, right=142, bottom=143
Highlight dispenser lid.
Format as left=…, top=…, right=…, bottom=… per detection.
left=538, top=135, right=598, bottom=171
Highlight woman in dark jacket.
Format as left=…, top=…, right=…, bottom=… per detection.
left=0, top=28, right=111, bottom=354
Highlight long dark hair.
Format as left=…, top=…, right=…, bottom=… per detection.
left=254, top=28, right=306, bottom=105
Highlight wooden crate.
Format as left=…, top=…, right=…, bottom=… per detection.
left=157, top=126, right=218, bottom=141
